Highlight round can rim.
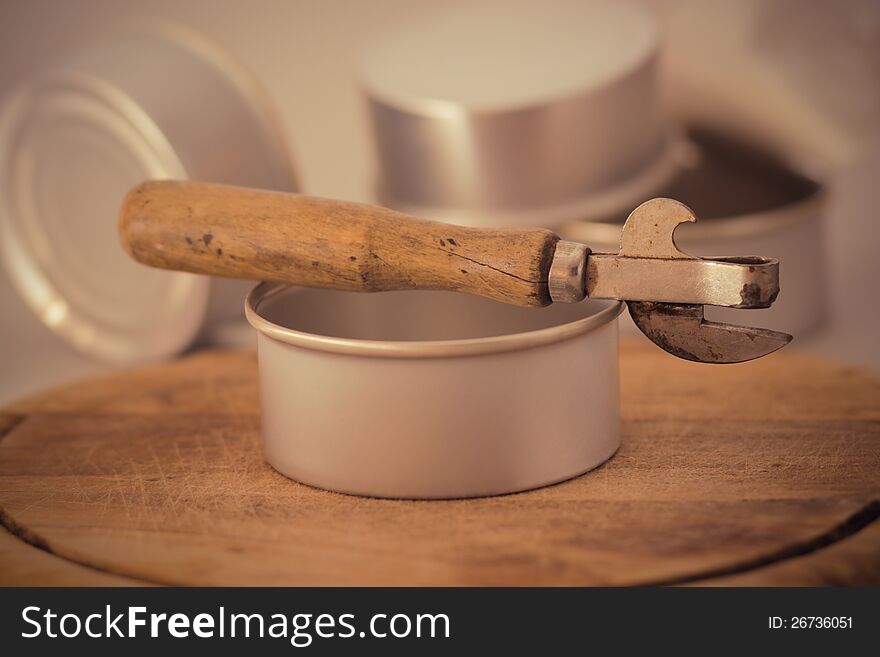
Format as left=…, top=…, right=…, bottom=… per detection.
left=0, top=22, right=298, bottom=364
left=0, top=71, right=211, bottom=364
left=245, top=283, right=623, bottom=359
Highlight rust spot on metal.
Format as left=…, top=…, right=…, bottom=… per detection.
left=740, top=282, right=764, bottom=307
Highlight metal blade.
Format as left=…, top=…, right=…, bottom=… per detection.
left=627, top=301, right=793, bottom=364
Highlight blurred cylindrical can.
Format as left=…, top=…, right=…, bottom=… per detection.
left=361, top=0, right=677, bottom=227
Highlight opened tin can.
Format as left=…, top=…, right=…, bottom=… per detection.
left=246, top=284, right=622, bottom=499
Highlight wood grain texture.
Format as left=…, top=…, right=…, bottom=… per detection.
left=694, top=521, right=880, bottom=586
left=0, top=340, right=877, bottom=586
left=0, top=527, right=142, bottom=587
left=120, top=181, right=559, bottom=306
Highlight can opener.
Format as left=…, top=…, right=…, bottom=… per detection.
left=119, top=181, right=792, bottom=363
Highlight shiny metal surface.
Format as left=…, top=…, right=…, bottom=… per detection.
left=548, top=241, right=589, bottom=304
left=361, top=0, right=671, bottom=226
left=247, top=283, right=623, bottom=358
left=0, top=23, right=296, bottom=363
left=247, top=286, right=622, bottom=498
left=589, top=254, right=780, bottom=308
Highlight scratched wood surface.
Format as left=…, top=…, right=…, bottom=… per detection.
left=0, top=339, right=877, bottom=586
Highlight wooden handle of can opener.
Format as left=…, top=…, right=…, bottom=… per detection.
left=119, top=181, right=560, bottom=306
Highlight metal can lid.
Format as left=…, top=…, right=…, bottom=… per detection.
left=0, top=24, right=296, bottom=363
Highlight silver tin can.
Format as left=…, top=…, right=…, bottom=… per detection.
left=360, top=0, right=675, bottom=227
left=246, top=284, right=623, bottom=499
left=0, top=23, right=297, bottom=363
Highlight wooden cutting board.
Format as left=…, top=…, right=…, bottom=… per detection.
left=1, top=339, right=878, bottom=586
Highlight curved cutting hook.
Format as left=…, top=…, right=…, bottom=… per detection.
left=627, top=302, right=793, bottom=364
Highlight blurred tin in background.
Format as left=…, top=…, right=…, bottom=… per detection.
left=360, top=0, right=828, bottom=337
left=361, top=0, right=679, bottom=227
